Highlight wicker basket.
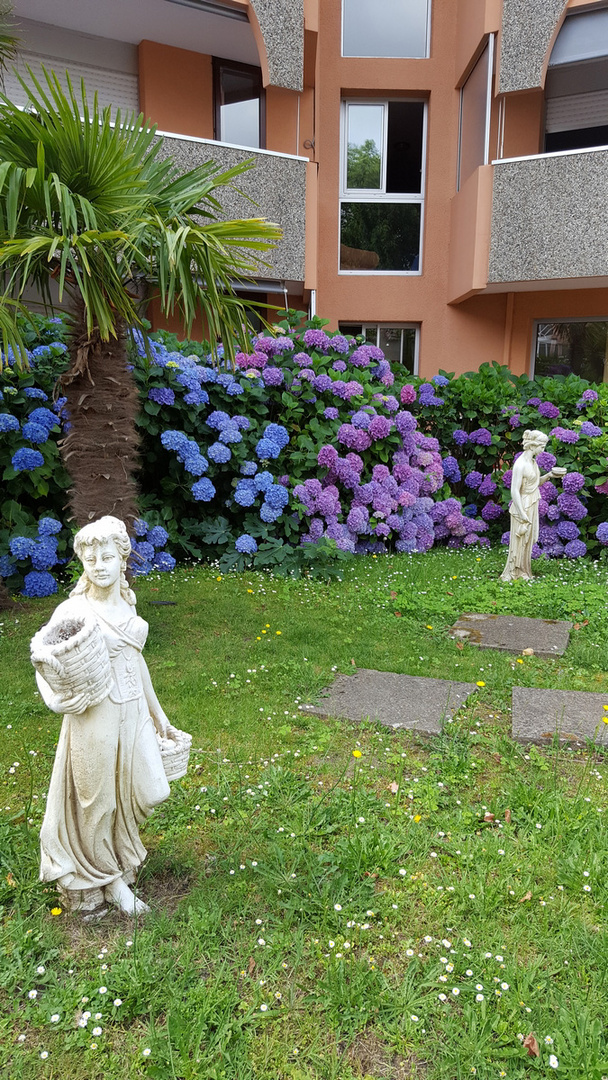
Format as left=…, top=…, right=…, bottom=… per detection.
left=31, top=614, right=112, bottom=712
left=158, top=728, right=192, bottom=781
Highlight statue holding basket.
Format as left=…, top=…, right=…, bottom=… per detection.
left=30, top=516, right=191, bottom=915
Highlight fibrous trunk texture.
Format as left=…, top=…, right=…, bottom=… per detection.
left=59, top=307, right=140, bottom=529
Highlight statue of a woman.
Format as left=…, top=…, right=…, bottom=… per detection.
left=501, top=429, right=565, bottom=582
left=32, top=516, right=179, bottom=915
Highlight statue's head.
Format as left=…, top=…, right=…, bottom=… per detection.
left=522, top=429, right=548, bottom=455
left=71, top=516, right=135, bottom=604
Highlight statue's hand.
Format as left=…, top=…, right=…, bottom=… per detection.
left=55, top=690, right=90, bottom=715
left=152, top=711, right=169, bottom=738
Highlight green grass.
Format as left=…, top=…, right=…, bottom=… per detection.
left=2, top=547, right=608, bottom=1079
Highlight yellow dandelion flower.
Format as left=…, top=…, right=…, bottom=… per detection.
left=216, top=576, right=222, bottom=581
left=426, top=625, right=433, bottom=630
left=476, top=681, right=486, bottom=687
left=50, top=907, right=62, bottom=916
left=276, top=631, right=282, bottom=635
left=352, top=750, right=362, bottom=758
left=413, top=814, right=422, bottom=823
left=247, top=589, right=253, bottom=594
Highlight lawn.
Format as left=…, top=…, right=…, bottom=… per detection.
left=1, top=547, right=608, bottom=1080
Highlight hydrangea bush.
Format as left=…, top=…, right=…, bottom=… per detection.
left=1, top=310, right=608, bottom=593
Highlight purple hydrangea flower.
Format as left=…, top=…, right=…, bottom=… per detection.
left=536, top=451, right=557, bottom=472
left=527, top=397, right=541, bottom=407
left=262, top=366, right=284, bottom=386
left=332, top=360, right=347, bottom=372
left=576, top=389, right=599, bottom=409
left=395, top=411, right=416, bottom=436
left=562, top=472, right=585, bottom=494
left=596, top=522, right=608, bottom=545
left=303, top=329, right=330, bottom=351
left=313, top=374, right=333, bottom=393
left=318, top=445, right=339, bottom=468
left=564, top=539, right=587, bottom=558
left=330, top=334, right=350, bottom=354
left=368, top=415, right=392, bottom=440
left=557, top=493, right=586, bottom=520
left=550, top=427, right=579, bottom=444
left=464, top=470, right=483, bottom=490
left=442, top=456, right=461, bottom=483
left=469, top=428, right=492, bottom=446
left=478, top=475, right=497, bottom=497
left=452, top=429, right=469, bottom=446
left=538, top=401, right=560, bottom=419
left=324, top=407, right=339, bottom=420
left=580, top=421, right=603, bottom=437
left=481, top=501, right=503, bottom=521
left=400, top=385, right=416, bottom=405
left=557, top=520, right=580, bottom=541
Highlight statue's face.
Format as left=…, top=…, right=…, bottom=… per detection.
left=81, top=540, right=122, bottom=590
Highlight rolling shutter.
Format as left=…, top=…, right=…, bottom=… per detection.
left=3, top=50, right=139, bottom=118
left=545, top=88, right=608, bottom=133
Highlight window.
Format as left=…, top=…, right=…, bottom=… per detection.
left=340, top=323, right=419, bottom=374
left=533, top=320, right=608, bottom=382
left=213, top=58, right=264, bottom=149
left=342, top=0, right=430, bottom=58
left=545, top=10, right=608, bottom=153
left=340, top=100, right=425, bottom=273
left=457, top=37, right=494, bottom=190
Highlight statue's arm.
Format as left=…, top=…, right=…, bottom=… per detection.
left=138, top=654, right=171, bottom=737
left=509, top=459, right=529, bottom=522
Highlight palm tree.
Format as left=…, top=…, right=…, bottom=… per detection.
left=0, top=68, right=281, bottom=528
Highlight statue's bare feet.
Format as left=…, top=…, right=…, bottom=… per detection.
left=105, top=877, right=150, bottom=915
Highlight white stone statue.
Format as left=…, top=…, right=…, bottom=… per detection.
left=501, top=429, right=566, bottom=582
left=31, top=516, right=188, bottom=915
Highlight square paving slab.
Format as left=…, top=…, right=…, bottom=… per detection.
left=512, top=686, right=608, bottom=746
left=304, top=668, right=478, bottom=735
left=449, top=613, right=571, bottom=658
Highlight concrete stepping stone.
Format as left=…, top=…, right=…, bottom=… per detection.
left=304, top=668, right=478, bottom=735
left=512, top=685, right=608, bottom=746
left=449, top=613, right=571, bottom=658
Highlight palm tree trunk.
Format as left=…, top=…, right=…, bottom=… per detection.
left=59, top=303, right=140, bottom=529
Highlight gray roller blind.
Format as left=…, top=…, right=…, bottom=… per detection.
left=3, top=50, right=139, bottom=118
left=545, top=88, right=608, bottom=133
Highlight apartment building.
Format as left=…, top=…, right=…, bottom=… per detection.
left=6, top=0, right=608, bottom=381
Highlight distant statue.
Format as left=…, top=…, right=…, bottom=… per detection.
left=31, top=516, right=190, bottom=915
left=501, top=430, right=565, bottom=582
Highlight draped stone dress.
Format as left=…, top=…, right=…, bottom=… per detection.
left=501, top=460, right=541, bottom=581
left=39, top=598, right=170, bottom=907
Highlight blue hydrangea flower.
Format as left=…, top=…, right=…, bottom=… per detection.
left=24, top=387, right=48, bottom=400
left=148, top=387, right=175, bottom=406
left=133, top=540, right=155, bottom=561
left=12, top=448, right=44, bottom=472
left=240, top=460, right=258, bottom=476
left=0, top=554, right=15, bottom=577
left=133, top=518, right=149, bottom=537
left=256, top=437, right=281, bottom=460
left=218, top=424, right=242, bottom=445
left=442, top=456, right=461, bottom=483
left=580, top=421, right=602, bottom=437
left=253, top=470, right=274, bottom=493
left=207, top=410, right=231, bottom=430
left=0, top=413, right=20, bottom=433
left=191, top=478, right=216, bottom=502
left=10, top=536, right=37, bottom=559
left=264, top=485, right=290, bottom=511
left=153, top=551, right=176, bottom=571
left=263, top=423, right=289, bottom=448
left=226, top=381, right=244, bottom=396
left=31, top=539, right=59, bottom=570
left=235, top=534, right=258, bottom=555
left=29, top=407, right=60, bottom=430
left=22, top=570, right=58, bottom=597
left=148, top=526, right=169, bottom=548
left=208, top=442, right=231, bottom=464
left=452, top=429, right=469, bottom=445
left=184, top=389, right=209, bottom=406
left=37, top=517, right=62, bottom=536
left=22, top=421, right=49, bottom=444
left=161, top=429, right=190, bottom=453
left=432, top=375, right=449, bottom=387
left=234, top=479, right=257, bottom=507
left=183, top=452, right=209, bottom=476
left=260, top=502, right=281, bottom=523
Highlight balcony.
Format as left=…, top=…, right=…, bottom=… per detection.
left=449, top=146, right=608, bottom=301
left=156, top=133, right=309, bottom=283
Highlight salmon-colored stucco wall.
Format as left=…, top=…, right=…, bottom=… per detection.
left=139, top=41, right=213, bottom=138
left=313, top=0, right=511, bottom=376
left=501, top=91, right=543, bottom=159
left=455, top=0, right=501, bottom=85
left=506, top=290, right=608, bottom=375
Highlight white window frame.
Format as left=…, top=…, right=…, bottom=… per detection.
left=339, top=98, right=427, bottom=276
left=341, top=0, right=432, bottom=59
left=340, top=322, right=420, bottom=374
left=530, top=316, right=608, bottom=379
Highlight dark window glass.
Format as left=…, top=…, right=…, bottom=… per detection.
left=535, top=321, right=608, bottom=382
left=214, top=59, right=264, bottom=149
left=340, top=203, right=421, bottom=271
left=386, top=102, right=424, bottom=193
